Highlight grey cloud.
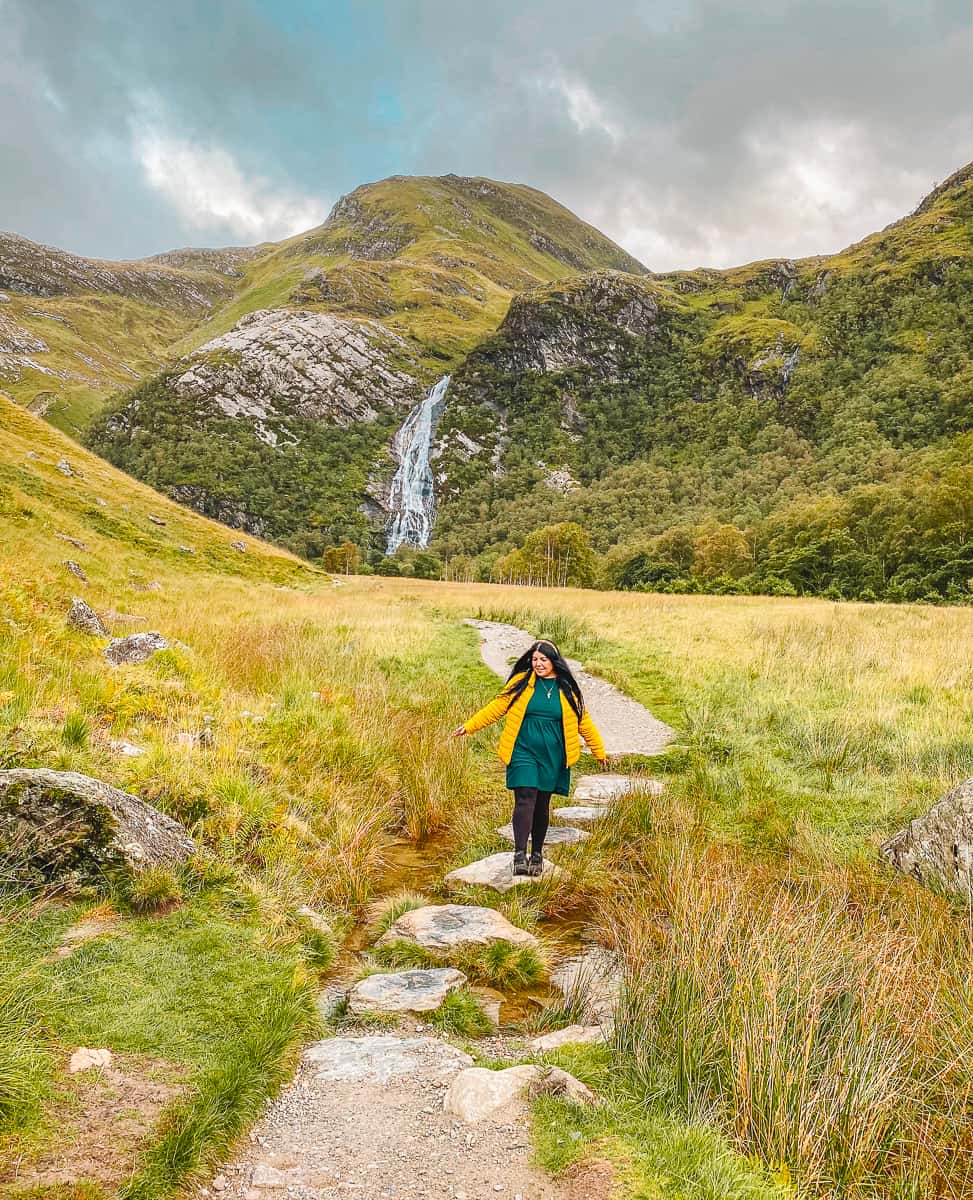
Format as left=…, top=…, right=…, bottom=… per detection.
left=1, top=0, right=971, bottom=267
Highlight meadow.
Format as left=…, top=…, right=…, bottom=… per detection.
left=2, top=408, right=972, bottom=1198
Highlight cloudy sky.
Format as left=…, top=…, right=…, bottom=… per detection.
left=1, top=0, right=970, bottom=271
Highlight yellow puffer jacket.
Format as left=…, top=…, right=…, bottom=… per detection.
left=463, top=671, right=607, bottom=766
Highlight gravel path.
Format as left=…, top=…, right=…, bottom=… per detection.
left=214, top=1033, right=561, bottom=1200
left=464, top=619, right=675, bottom=757
left=211, top=616, right=669, bottom=1200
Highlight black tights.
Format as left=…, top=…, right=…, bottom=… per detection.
left=511, top=787, right=552, bottom=855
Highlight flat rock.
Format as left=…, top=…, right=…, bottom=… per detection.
left=0, top=767, right=195, bottom=888
left=444, top=1065, right=595, bottom=1122
left=103, top=632, right=169, bottom=665
left=110, top=739, right=145, bottom=757
left=530, top=1024, right=606, bottom=1051
left=67, top=597, right=107, bottom=637
left=572, top=774, right=638, bottom=803
left=553, top=805, right=609, bottom=822
left=496, top=823, right=588, bottom=845
left=69, top=1047, right=112, bottom=1072
left=378, top=903, right=538, bottom=950
left=444, top=852, right=563, bottom=894
left=304, top=1035, right=472, bottom=1083
left=348, top=967, right=467, bottom=1015
left=881, top=778, right=973, bottom=898
left=550, top=947, right=623, bottom=1024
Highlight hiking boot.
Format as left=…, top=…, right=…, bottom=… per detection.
left=527, top=851, right=544, bottom=877
left=512, top=851, right=529, bottom=876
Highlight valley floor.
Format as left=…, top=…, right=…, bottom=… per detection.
left=3, top=533, right=973, bottom=1197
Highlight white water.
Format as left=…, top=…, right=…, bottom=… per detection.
left=385, top=374, right=450, bottom=554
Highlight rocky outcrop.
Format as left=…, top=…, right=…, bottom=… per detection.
left=170, top=308, right=419, bottom=436
left=880, top=779, right=973, bottom=898
left=67, top=597, right=107, bottom=636
left=103, top=632, right=169, bottom=665
left=489, top=272, right=663, bottom=376
left=0, top=767, right=195, bottom=888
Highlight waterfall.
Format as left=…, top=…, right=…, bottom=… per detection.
left=385, top=374, right=450, bottom=554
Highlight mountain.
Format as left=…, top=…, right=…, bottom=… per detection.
left=6, top=165, right=973, bottom=599
left=79, top=175, right=647, bottom=557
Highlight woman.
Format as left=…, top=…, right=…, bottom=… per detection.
left=453, top=640, right=607, bottom=877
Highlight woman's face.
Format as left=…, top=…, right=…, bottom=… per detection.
left=531, top=649, right=555, bottom=677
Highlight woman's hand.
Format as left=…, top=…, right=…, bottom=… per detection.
left=451, top=725, right=468, bottom=739
left=598, top=755, right=611, bottom=771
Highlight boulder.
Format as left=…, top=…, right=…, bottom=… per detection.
left=880, top=779, right=973, bottom=898
left=103, top=632, right=169, bottom=665
left=496, top=823, right=588, bottom=845
left=0, top=767, right=195, bottom=888
left=444, top=852, right=563, bottom=894
left=56, top=458, right=74, bottom=477
left=303, top=1034, right=472, bottom=1083
left=63, top=560, right=87, bottom=582
left=444, top=1064, right=594, bottom=1122
left=378, top=903, right=538, bottom=951
left=550, top=948, right=623, bottom=1024
left=67, top=597, right=107, bottom=637
left=530, top=1024, right=606, bottom=1051
left=348, top=968, right=467, bottom=1015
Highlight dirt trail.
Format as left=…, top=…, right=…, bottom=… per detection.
left=213, top=620, right=675, bottom=1199
left=465, top=618, right=675, bottom=757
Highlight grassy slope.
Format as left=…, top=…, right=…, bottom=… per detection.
left=0, top=235, right=253, bottom=437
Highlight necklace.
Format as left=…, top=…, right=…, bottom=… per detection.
left=541, top=678, right=556, bottom=699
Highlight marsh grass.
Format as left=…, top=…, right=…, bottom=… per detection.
left=611, top=828, right=973, bottom=1199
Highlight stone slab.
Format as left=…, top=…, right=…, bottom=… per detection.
left=378, top=903, right=538, bottom=950
left=496, top=823, right=588, bottom=845
left=553, top=805, right=609, bottom=822
left=572, top=774, right=664, bottom=803
left=303, top=1034, right=473, bottom=1083
left=444, top=852, right=564, bottom=894
left=348, top=968, right=467, bottom=1015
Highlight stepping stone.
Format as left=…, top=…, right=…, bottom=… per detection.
left=496, top=823, right=589, bottom=845
left=444, top=852, right=563, bottom=894
left=444, top=1064, right=595, bottom=1123
left=553, top=805, right=609, bottom=822
left=348, top=968, right=467, bottom=1015
left=530, top=1024, right=606, bottom=1051
left=378, top=903, right=538, bottom=950
left=550, top=947, right=624, bottom=1024
left=572, top=774, right=663, bottom=804
left=304, top=1034, right=473, bottom=1083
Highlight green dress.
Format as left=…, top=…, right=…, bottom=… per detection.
left=505, top=680, right=571, bottom=796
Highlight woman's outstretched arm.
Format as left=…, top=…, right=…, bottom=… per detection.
left=451, top=688, right=514, bottom=737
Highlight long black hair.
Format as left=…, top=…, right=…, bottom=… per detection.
left=501, top=639, right=585, bottom=719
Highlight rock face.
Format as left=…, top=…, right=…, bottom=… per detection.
left=103, top=632, right=169, bottom=665
left=170, top=308, right=419, bottom=437
left=476, top=272, right=663, bottom=377
left=880, top=779, right=973, bottom=897
left=0, top=767, right=195, bottom=888
left=443, top=851, right=563, bottom=893
left=347, top=968, right=467, bottom=1015
left=67, top=597, right=107, bottom=636
left=377, top=904, right=538, bottom=951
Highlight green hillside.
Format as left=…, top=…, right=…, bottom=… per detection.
left=432, top=163, right=973, bottom=601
